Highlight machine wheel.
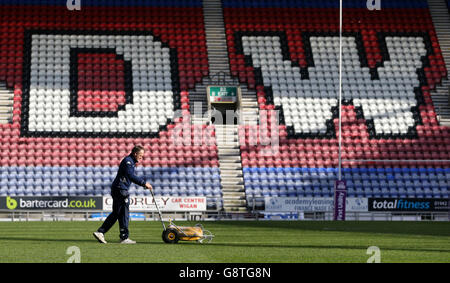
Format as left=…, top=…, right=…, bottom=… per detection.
left=162, top=228, right=179, bottom=244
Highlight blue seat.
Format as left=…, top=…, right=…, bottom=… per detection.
left=415, top=188, right=425, bottom=198
left=426, top=172, right=437, bottom=180
left=292, top=186, right=302, bottom=197
left=69, top=188, right=79, bottom=195
left=24, top=189, right=34, bottom=196
left=178, top=185, right=188, bottom=193
left=430, top=190, right=440, bottom=198
left=244, top=187, right=254, bottom=197
left=405, top=188, right=416, bottom=198
left=187, top=187, right=198, bottom=196
left=203, top=186, right=213, bottom=196
left=438, top=180, right=448, bottom=188
left=213, top=187, right=222, bottom=197
left=398, top=188, right=407, bottom=198
left=261, top=184, right=271, bottom=195
left=380, top=187, right=390, bottom=198
left=161, top=187, right=171, bottom=196
left=356, top=190, right=372, bottom=198
left=323, top=187, right=333, bottom=197
left=372, top=188, right=382, bottom=198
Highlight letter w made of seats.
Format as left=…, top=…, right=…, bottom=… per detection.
left=240, top=34, right=428, bottom=139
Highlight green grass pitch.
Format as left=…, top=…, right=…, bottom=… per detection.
left=0, top=221, right=449, bottom=263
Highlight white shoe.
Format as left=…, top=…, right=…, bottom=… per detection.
left=93, top=232, right=107, bottom=244
left=120, top=238, right=136, bottom=244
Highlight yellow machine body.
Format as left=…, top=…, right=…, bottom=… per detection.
left=169, top=224, right=203, bottom=241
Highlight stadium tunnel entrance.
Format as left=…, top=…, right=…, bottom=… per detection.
left=210, top=103, right=238, bottom=125
left=207, top=85, right=242, bottom=125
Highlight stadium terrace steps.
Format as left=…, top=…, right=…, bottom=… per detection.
left=428, top=0, right=450, bottom=126
left=190, top=0, right=259, bottom=125
left=433, top=85, right=450, bottom=125
left=0, top=82, right=13, bottom=124
left=189, top=0, right=231, bottom=115
left=195, top=0, right=260, bottom=212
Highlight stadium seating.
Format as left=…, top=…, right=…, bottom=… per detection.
left=0, top=165, right=223, bottom=209
left=0, top=0, right=223, bottom=208
left=243, top=167, right=449, bottom=199
left=0, top=0, right=449, bottom=212
left=223, top=0, right=450, bottom=205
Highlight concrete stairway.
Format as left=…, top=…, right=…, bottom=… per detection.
left=191, top=0, right=259, bottom=125
left=0, top=82, right=13, bottom=124
left=214, top=124, right=247, bottom=212
left=427, top=0, right=450, bottom=126
left=193, top=0, right=261, bottom=212
left=189, top=0, right=230, bottom=115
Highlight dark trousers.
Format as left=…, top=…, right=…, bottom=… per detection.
left=98, top=189, right=130, bottom=240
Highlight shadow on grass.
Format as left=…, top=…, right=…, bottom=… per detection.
left=206, top=221, right=450, bottom=237
left=136, top=240, right=449, bottom=254
left=1, top=236, right=449, bottom=255
left=0, top=236, right=96, bottom=244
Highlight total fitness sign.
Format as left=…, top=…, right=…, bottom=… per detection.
left=103, top=196, right=207, bottom=212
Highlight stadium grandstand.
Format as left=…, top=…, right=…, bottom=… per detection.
left=0, top=0, right=448, bottom=218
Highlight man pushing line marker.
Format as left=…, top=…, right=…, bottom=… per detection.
left=93, top=145, right=153, bottom=244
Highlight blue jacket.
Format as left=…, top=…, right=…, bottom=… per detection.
left=111, top=155, right=146, bottom=192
